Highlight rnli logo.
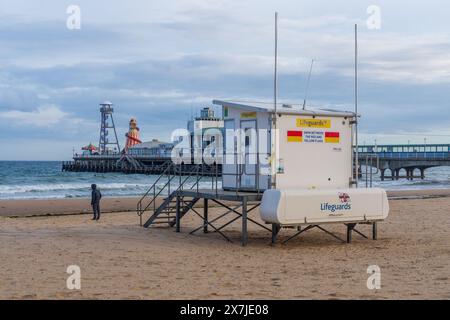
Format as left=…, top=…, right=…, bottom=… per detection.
left=339, top=192, right=350, bottom=203
left=320, top=192, right=352, bottom=213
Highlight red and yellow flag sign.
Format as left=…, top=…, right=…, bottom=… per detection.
left=325, top=131, right=339, bottom=143
left=287, top=130, right=303, bottom=142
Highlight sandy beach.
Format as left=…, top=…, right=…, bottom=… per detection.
left=1, top=189, right=449, bottom=299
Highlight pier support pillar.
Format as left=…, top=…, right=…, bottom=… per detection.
left=380, top=169, right=385, bottom=181
left=407, top=169, right=413, bottom=180
left=420, top=168, right=425, bottom=179
left=395, top=169, right=400, bottom=180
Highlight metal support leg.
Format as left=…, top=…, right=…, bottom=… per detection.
left=282, top=225, right=316, bottom=244
left=372, top=222, right=377, bottom=240
left=175, top=196, right=181, bottom=233
left=203, top=198, right=208, bottom=233
left=347, top=223, right=356, bottom=243
left=316, top=225, right=346, bottom=243
left=241, top=198, right=248, bottom=247
left=271, top=224, right=280, bottom=244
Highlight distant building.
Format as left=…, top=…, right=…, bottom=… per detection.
left=80, top=143, right=99, bottom=156
left=127, top=139, right=174, bottom=158
left=187, top=107, right=224, bottom=163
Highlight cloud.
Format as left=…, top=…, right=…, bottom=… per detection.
left=0, top=105, right=67, bottom=127
left=1, top=1, right=450, bottom=159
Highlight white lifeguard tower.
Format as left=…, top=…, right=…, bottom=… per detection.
left=136, top=98, right=389, bottom=246
left=212, top=100, right=388, bottom=244
left=136, top=15, right=389, bottom=246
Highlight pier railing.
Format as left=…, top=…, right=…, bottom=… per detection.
left=357, top=143, right=450, bottom=161
left=358, top=152, right=450, bottom=160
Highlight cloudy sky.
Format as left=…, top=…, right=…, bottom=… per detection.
left=0, top=0, right=449, bottom=160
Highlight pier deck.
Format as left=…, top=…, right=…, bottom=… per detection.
left=62, top=159, right=221, bottom=176
left=358, top=143, right=450, bottom=180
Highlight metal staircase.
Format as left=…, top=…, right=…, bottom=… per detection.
left=137, top=163, right=210, bottom=228
left=117, top=153, right=146, bottom=170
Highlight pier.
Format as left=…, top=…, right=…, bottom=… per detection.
left=358, top=144, right=450, bottom=181
left=62, top=155, right=221, bottom=176
left=64, top=143, right=450, bottom=180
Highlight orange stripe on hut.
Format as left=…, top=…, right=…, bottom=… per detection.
left=287, top=130, right=302, bottom=142
left=325, top=131, right=339, bottom=143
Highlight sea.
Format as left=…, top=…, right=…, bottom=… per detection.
left=0, top=161, right=449, bottom=200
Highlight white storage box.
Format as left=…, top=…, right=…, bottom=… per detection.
left=260, top=188, right=389, bottom=225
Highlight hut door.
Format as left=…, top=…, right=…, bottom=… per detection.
left=241, top=120, right=257, bottom=190
left=222, top=119, right=237, bottom=189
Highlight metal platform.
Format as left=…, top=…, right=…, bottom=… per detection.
left=172, top=189, right=267, bottom=246
left=141, top=187, right=379, bottom=246
left=137, top=165, right=382, bottom=246
left=174, top=189, right=262, bottom=202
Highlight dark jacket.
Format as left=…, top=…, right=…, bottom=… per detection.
left=91, top=189, right=102, bottom=205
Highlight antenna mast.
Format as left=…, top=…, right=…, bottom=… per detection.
left=302, top=59, right=314, bottom=110
left=354, top=24, right=359, bottom=188
left=274, top=12, right=278, bottom=118
left=271, top=12, right=279, bottom=188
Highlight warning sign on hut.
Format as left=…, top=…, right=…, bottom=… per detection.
left=303, top=131, right=324, bottom=143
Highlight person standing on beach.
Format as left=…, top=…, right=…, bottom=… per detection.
left=91, top=184, right=102, bottom=221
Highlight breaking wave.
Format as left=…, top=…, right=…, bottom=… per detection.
left=0, top=161, right=448, bottom=200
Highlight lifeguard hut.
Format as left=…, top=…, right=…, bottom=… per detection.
left=217, top=100, right=355, bottom=191
left=215, top=100, right=388, bottom=244
left=136, top=99, right=389, bottom=246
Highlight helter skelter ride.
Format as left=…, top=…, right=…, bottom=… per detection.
left=124, top=118, right=142, bottom=152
